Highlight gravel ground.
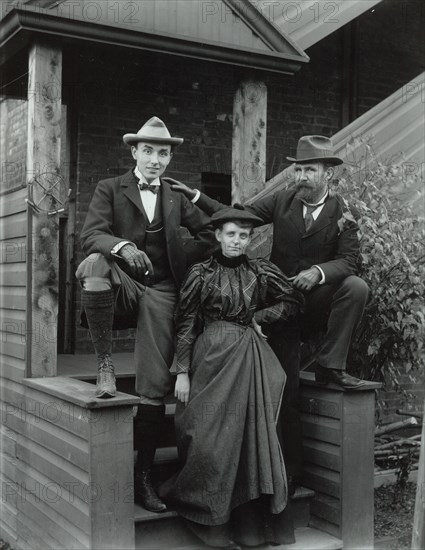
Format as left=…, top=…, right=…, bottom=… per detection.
left=374, top=481, right=416, bottom=549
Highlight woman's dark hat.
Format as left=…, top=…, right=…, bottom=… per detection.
left=287, top=135, right=343, bottom=165
left=210, top=208, right=263, bottom=228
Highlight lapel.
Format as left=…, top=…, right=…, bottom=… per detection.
left=302, top=195, right=336, bottom=239
left=160, top=178, right=175, bottom=227
left=287, top=196, right=305, bottom=235
left=121, top=169, right=148, bottom=222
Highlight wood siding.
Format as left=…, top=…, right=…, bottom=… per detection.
left=299, top=376, right=380, bottom=549
left=252, top=0, right=383, bottom=50
left=0, top=185, right=28, bottom=547
left=1, top=376, right=138, bottom=550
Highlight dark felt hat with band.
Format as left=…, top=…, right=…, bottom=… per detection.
left=210, top=208, right=263, bottom=228
left=123, top=116, right=184, bottom=147
left=287, top=135, right=343, bottom=165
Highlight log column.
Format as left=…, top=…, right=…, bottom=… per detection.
left=232, top=80, right=267, bottom=203
left=26, top=41, right=63, bottom=377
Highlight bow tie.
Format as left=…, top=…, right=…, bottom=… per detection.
left=138, top=182, right=160, bottom=194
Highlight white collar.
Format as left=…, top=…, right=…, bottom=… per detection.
left=134, top=166, right=160, bottom=187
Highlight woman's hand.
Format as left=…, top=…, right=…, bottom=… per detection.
left=175, top=373, right=190, bottom=406
left=252, top=318, right=267, bottom=340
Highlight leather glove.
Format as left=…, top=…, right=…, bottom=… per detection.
left=118, top=244, right=154, bottom=280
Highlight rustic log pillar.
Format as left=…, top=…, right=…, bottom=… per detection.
left=26, top=41, right=63, bottom=377
left=232, top=79, right=267, bottom=204
left=299, top=373, right=381, bottom=550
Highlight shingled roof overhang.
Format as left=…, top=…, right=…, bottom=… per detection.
left=0, top=2, right=309, bottom=74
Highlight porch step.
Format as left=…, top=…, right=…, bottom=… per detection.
left=149, top=446, right=314, bottom=529
left=135, top=484, right=317, bottom=549
left=134, top=513, right=343, bottom=550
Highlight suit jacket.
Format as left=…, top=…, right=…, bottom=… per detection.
left=196, top=189, right=360, bottom=285
left=80, top=169, right=214, bottom=287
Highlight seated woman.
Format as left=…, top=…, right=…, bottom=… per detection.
left=160, top=208, right=303, bottom=549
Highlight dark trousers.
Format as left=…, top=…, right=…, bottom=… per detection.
left=269, top=275, right=369, bottom=478
left=76, top=252, right=177, bottom=400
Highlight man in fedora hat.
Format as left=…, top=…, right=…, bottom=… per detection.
left=76, top=116, right=214, bottom=512
left=169, top=135, right=369, bottom=491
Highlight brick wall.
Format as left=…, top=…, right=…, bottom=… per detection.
left=355, top=0, right=425, bottom=117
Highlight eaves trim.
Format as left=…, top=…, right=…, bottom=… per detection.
left=0, top=7, right=309, bottom=74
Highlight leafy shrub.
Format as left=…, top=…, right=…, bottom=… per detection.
left=335, top=138, right=424, bottom=413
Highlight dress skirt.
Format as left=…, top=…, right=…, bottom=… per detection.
left=159, top=320, right=295, bottom=547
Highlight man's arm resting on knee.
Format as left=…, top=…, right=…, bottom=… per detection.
left=116, top=244, right=154, bottom=278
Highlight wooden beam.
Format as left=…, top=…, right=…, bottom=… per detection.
left=232, top=79, right=267, bottom=204
left=26, top=40, right=63, bottom=377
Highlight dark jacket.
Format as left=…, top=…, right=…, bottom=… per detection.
left=196, top=188, right=360, bottom=285
left=80, top=169, right=214, bottom=287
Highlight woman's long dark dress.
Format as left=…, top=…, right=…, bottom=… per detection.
left=160, top=253, right=302, bottom=547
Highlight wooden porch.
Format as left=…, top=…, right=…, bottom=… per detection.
left=15, top=352, right=380, bottom=549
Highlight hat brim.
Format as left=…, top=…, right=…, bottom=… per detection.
left=210, top=209, right=264, bottom=228
left=287, top=155, right=343, bottom=166
left=123, top=134, right=184, bottom=146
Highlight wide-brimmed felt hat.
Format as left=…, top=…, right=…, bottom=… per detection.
left=123, top=116, right=184, bottom=147
left=211, top=207, right=263, bottom=228
left=287, top=135, right=343, bottom=165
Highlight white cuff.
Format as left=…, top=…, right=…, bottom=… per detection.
left=191, top=189, right=200, bottom=203
left=313, top=265, right=326, bottom=284
left=111, top=241, right=132, bottom=256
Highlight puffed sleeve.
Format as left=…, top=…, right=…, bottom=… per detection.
left=254, top=259, right=304, bottom=324
left=175, top=264, right=204, bottom=374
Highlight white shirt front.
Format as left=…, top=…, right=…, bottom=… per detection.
left=301, top=190, right=328, bottom=221
left=301, top=190, right=329, bottom=284
left=111, top=167, right=160, bottom=256
left=134, top=166, right=160, bottom=223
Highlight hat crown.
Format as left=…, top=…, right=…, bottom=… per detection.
left=211, top=207, right=263, bottom=227
left=297, top=135, right=334, bottom=160
left=136, top=116, right=172, bottom=141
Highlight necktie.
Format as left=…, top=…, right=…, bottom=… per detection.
left=138, top=182, right=159, bottom=194
left=304, top=204, right=318, bottom=231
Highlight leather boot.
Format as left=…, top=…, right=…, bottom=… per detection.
left=133, top=404, right=167, bottom=512
left=95, top=354, right=116, bottom=398
left=134, top=469, right=167, bottom=513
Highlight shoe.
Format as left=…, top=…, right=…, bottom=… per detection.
left=134, top=469, right=167, bottom=513
left=95, top=354, right=116, bottom=398
left=288, top=474, right=302, bottom=497
left=315, top=365, right=366, bottom=390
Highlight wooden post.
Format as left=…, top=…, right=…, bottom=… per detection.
left=232, top=79, right=267, bottom=204
left=299, top=373, right=381, bottom=550
left=412, top=399, right=424, bottom=550
left=26, top=41, right=63, bottom=377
